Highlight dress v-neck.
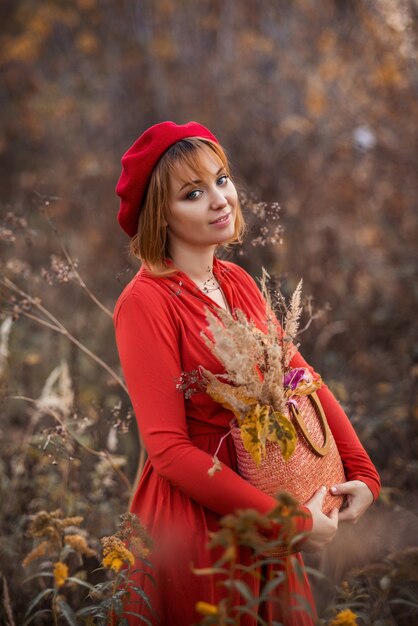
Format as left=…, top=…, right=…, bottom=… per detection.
left=163, top=255, right=235, bottom=317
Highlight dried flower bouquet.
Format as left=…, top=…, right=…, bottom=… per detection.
left=188, top=271, right=323, bottom=476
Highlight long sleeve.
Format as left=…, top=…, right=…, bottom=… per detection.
left=290, top=350, right=381, bottom=500
left=113, top=284, right=312, bottom=538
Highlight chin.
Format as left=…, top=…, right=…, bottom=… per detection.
left=219, top=230, right=236, bottom=245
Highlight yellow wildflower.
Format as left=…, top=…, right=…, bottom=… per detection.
left=330, top=608, right=359, bottom=626
left=64, top=534, right=96, bottom=557
left=101, top=536, right=135, bottom=573
left=103, top=553, right=124, bottom=572
left=196, top=601, right=219, bottom=616
left=29, top=510, right=83, bottom=540
left=22, top=539, right=51, bottom=567
left=53, top=561, right=69, bottom=588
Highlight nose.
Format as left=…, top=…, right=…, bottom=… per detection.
left=209, top=186, right=227, bottom=210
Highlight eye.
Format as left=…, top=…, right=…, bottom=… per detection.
left=217, top=174, right=229, bottom=186
left=186, top=189, right=202, bottom=200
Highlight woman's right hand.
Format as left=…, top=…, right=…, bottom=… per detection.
left=301, top=486, right=339, bottom=553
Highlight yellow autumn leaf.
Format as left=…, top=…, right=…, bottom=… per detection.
left=266, top=411, right=297, bottom=461
left=205, top=374, right=257, bottom=422
left=285, top=377, right=323, bottom=397
left=240, top=404, right=270, bottom=465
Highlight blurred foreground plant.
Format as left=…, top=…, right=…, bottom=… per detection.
left=194, top=493, right=316, bottom=625
left=23, top=510, right=154, bottom=625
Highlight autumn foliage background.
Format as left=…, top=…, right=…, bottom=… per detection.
left=0, top=0, right=417, bottom=622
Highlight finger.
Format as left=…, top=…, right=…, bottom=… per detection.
left=330, top=481, right=356, bottom=495
left=306, top=486, right=327, bottom=506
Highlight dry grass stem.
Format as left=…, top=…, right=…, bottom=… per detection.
left=0, top=316, right=13, bottom=381
left=1, top=275, right=127, bottom=392
left=9, top=395, right=131, bottom=492
left=1, top=574, right=16, bottom=626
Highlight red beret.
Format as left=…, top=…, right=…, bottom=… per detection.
left=115, top=121, right=219, bottom=237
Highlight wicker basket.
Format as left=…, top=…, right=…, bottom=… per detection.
left=230, top=392, right=346, bottom=515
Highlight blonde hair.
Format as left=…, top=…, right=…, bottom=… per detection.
left=128, top=137, right=246, bottom=277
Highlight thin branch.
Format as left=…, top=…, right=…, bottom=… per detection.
left=18, top=311, right=62, bottom=333
left=45, top=212, right=113, bottom=318
left=1, top=277, right=127, bottom=393
left=9, top=395, right=132, bottom=492
left=102, top=450, right=132, bottom=494
left=296, top=317, right=315, bottom=336
left=66, top=258, right=113, bottom=318
left=297, top=308, right=330, bottom=337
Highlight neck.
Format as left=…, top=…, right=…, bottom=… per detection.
left=168, top=245, right=217, bottom=283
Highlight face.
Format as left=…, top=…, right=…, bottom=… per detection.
left=165, top=150, right=238, bottom=253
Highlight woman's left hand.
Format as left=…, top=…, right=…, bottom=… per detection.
left=330, top=480, right=374, bottom=524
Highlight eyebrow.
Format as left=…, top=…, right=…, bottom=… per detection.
left=178, top=167, right=225, bottom=192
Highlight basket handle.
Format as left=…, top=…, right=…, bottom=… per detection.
left=288, top=391, right=330, bottom=457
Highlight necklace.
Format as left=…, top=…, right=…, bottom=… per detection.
left=197, top=265, right=220, bottom=294
left=200, top=277, right=221, bottom=294
left=195, top=266, right=230, bottom=313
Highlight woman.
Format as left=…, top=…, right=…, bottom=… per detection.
left=113, top=121, right=380, bottom=625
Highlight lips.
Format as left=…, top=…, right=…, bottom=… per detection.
left=210, top=212, right=231, bottom=224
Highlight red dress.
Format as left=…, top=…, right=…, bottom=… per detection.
left=113, top=256, right=380, bottom=625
